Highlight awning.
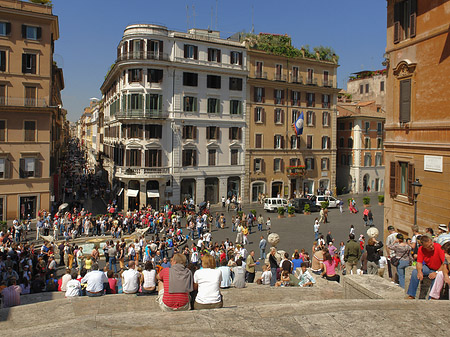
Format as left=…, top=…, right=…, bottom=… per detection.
left=127, top=189, right=139, bottom=197
left=147, top=190, right=160, bottom=198
left=117, top=188, right=124, bottom=196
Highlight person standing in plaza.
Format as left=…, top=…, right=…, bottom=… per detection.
left=235, top=223, right=243, bottom=244
left=257, top=214, right=264, bottom=231
left=245, top=251, right=258, bottom=283
left=259, top=236, right=267, bottom=260
left=268, top=247, right=279, bottom=286
left=319, top=208, right=325, bottom=224
left=266, top=217, right=271, bottom=233
left=314, top=218, right=320, bottom=241
left=344, top=234, right=361, bottom=275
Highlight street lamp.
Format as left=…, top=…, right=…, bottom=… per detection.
left=412, top=178, right=422, bottom=227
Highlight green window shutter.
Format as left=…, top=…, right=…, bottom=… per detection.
left=158, top=95, right=162, bottom=112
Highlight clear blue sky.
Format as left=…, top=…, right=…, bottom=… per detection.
left=52, top=0, right=387, bottom=122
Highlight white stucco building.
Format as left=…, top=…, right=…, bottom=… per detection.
left=100, top=24, right=247, bottom=210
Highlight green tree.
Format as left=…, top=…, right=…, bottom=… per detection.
left=30, top=0, right=53, bottom=6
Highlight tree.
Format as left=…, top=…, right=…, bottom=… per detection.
left=29, top=0, right=53, bottom=6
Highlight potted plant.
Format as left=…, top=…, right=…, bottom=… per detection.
left=250, top=209, right=257, bottom=217
left=363, top=197, right=371, bottom=206
left=303, top=203, right=311, bottom=215
left=237, top=211, right=244, bottom=218
left=321, top=201, right=329, bottom=210
left=378, top=195, right=384, bottom=205
left=287, top=206, right=295, bottom=217
left=277, top=207, right=286, bottom=218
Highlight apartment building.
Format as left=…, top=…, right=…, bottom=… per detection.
left=347, top=70, right=386, bottom=109
left=246, top=37, right=339, bottom=202
left=336, top=101, right=385, bottom=194
left=101, top=24, right=247, bottom=210
left=0, top=0, right=65, bottom=220
left=384, top=0, right=450, bottom=237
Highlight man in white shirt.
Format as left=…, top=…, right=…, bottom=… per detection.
left=80, top=263, right=108, bottom=296
left=60, top=268, right=72, bottom=292
left=122, top=261, right=140, bottom=294
left=65, top=272, right=81, bottom=297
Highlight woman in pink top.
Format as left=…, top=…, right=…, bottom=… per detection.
left=321, top=251, right=340, bottom=282
left=107, top=270, right=117, bottom=294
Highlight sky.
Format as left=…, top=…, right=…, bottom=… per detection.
left=50, top=0, right=387, bottom=122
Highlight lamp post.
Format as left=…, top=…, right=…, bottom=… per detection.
left=412, top=179, right=422, bottom=227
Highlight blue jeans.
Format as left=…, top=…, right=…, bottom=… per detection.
left=87, top=291, right=103, bottom=297
left=258, top=223, right=262, bottom=231
left=270, top=267, right=277, bottom=286
left=260, top=248, right=265, bottom=260
left=407, top=265, right=436, bottom=297
left=109, top=257, right=117, bottom=273
left=396, top=259, right=410, bottom=288
left=314, top=232, right=319, bottom=241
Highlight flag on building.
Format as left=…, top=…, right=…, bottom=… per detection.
left=294, top=111, right=304, bottom=135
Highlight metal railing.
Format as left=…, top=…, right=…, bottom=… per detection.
left=116, top=166, right=170, bottom=176
left=323, top=79, right=334, bottom=87
left=0, top=97, right=48, bottom=107
left=116, top=52, right=170, bottom=63
left=306, top=77, right=318, bottom=85
left=174, top=57, right=246, bottom=70
left=114, top=109, right=169, bottom=119
left=291, top=75, right=303, bottom=84
left=274, top=73, right=287, bottom=81
left=254, top=71, right=268, bottom=79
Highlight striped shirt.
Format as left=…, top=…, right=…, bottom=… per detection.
left=159, top=268, right=189, bottom=309
left=1, top=285, right=21, bottom=308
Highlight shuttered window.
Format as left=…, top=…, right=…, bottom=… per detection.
left=145, top=149, right=162, bottom=167
left=394, top=0, right=417, bottom=43
left=22, top=54, right=36, bottom=74
left=399, top=79, right=411, bottom=123
left=255, top=134, right=262, bottom=148
left=208, top=149, right=216, bottom=166
left=389, top=161, right=414, bottom=201
left=24, top=121, right=36, bottom=141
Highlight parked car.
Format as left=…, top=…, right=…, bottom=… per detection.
left=292, top=198, right=320, bottom=213
left=264, top=198, right=288, bottom=212
left=315, top=195, right=339, bottom=208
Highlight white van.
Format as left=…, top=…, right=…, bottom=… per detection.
left=315, top=195, right=339, bottom=208
left=264, top=198, right=288, bottom=212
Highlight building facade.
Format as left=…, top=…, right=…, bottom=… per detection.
left=337, top=102, right=385, bottom=194
left=0, top=0, right=65, bottom=220
left=246, top=41, right=339, bottom=202
left=101, top=25, right=247, bottom=210
left=347, top=70, right=387, bottom=109
left=384, top=0, right=450, bottom=237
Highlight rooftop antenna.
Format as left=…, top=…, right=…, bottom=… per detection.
left=210, top=6, right=213, bottom=31
left=186, top=5, right=189, bottom=31
left=251, top=4, right=255, bottom=33
left=215, top=0, right=218, bottom=30
left=192, top=4, right=196, bottom=29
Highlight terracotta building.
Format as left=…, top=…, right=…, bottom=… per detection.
left=245, top=35, right=339, bottom=202
left=384, top=0, right=450, bottom=237
left=0, top=0, right=65, bottom=220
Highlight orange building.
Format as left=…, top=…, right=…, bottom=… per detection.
left=384, top=0, right=450, bottom=236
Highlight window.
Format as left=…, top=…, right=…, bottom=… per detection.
left=380, top=81, right=385, bottom=92
left=307, top=68, right=314, bottom=84
left=207, top=48, right=221, bottom=62
left=338, top=123, right=345, bottom=130
left=306, top=110, right=315, bottom=126
left=364, top=153, right=372, bottom=167
left=292, top=66, right=299, bottom=83
left=206, top=126, right=219, bottom=140
left=399, top=78, right=411, bottom=123
left=20, top=157, right=39, bottom=178
left=394, top=0, right=417, bottom=43
left=348, top=138, right=353, bottom=148
left=290, top=135, right=300, bottom=149
left=22, top=25, right=41, bottom=40
left=128, top=69, right=142, bottom=82
left=291, top=91, right=300, bottom=106
left=126, top=149, right=141, bottom=166
left=377, top=122, right=383, bottom=134
left=184, top=44, right=198, bottom=59
left=321, top=136, right=330, bottom=149
left=359, top=85, right=364, bottom=94
left=0, top=50, right=5, bottom=72
left=274, top=109, right=283, bottom=124
left=274, top=89, right=284, bottom=104
left=230, top=51, right=242, bottom=65
left=231, top=149, right=238, bottom=165
left=339, top=138, right=344, bottom=148
left=275, top=64, right=283, bottom=81
left=183, top=72, right=198, bottom=86
left=349, top=122, right=353, bottom=129
left=254, top=107, right=264, bottom=123
left=390, top=161, right=414, bottom=199
left=230, top=100, right=242, bottom=115
left=229, top=77, right=242, bottom=91
left=0, top=157, right=6, bottom=178
left=145, top=149, right=162, bottom=167
left=0, top=22, right=11, bottom=36
left=182, top=149, right=197, bottom=166
left=183, top=96, right=197, bottom=112
left=322, top=111, right=329, bottom=127
left=340, top=154, right=346, bottom=166
left=274, top=158, right=281, bottom=172
left=364, top=137, right=371, bottom=149
left=208, top=149, right=216, bottom=166
left=145, top=94, right=162, bottom=112
left=255, top=134, right=262, bottom=148
left=290, top=158, right=300, bottom=167
left=375, top=153, right=382, bottom=166
left=306, top=135, right=313, bottom=149
left=25, top=86, right=36, bottom=107
left=126, top=93, right=143, bottom=110
left=0, top=84, right=5, bottom=105
left=254, top=158, right=262, bottom=172
left=24, top=121, right=36, bottom=141
left=323, top=71, right=330, bottom=86
left=305, top=158, right=315, bottom=170
left=145, top=124, right=162, bottom=139
left=291, top=110, right=299, bottom=124
left=348, top=154, right=352, bottom=166
left=322, top=94, right=330, bottom=108
left=182, top=125, right=197, bottom=139
left=255, top=61, right=263, bottom=77
left=365, top=122, right=370, bottom=133
left=207, top=75, right=221, bottom=89
left=22, top=53, right=36, bottom=74
left=0, top=120, right=4, bottom=141
left=377, top=138, right=383, bottom=149
left=365, top=84, right=369, bottom=93
left=207, top=98, right=220, bottom=113
left=254, top=87, right=265, bottom=103
left=306, top=93, right=315, bottom=107
left=274, top=135, right=283, bottom=149
left=321, top=158, right=329, bottom=170
left=148, top=69, right=163, bottom=83
left=229, top=127, right=241, bottom=141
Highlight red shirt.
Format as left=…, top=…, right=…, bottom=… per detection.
left=159, top=268, right=189, bottom=309
left=108, top=278, right=117, bottom=294
left=418, top=243, right=445, bottom=271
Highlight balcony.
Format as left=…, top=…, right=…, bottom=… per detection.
left=254, top=71, right=268, bottom=79
left=116, top=51, right=170, bottom=63
left=115, top=166, right=170, bottom=178
left=306, top=77, right=318, bottom=86
left=323, top=79, right=333, bottom=87
left=291, top=75, right=303, bottom=84
left=114, top=109, right=169, bottom=120
left=174, top=57, right=246, bottom=71
left=274, top=73, right=287, bottom=82
left=0, top=97, right=48, bottom=108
